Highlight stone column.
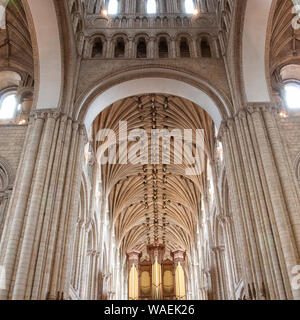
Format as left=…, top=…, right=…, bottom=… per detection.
left=139, top=0, right=146, bottom=14
left=148, top=36, right=156, bottom=59
left=170, top=37, right=177, bottom=58
left=222, top=215, right=238, bottom=298
left=106, top=37, right=113, bottom=58
left=166, top=0, right=175, bottom=13
left=128, top=37, right=135, bottom=59
left=0, top=110, right=86, bottom=300
left=190, top=36, right=199, bottom=58
left=219, top=103, right=300, bottom=300
left=172, top=249, right=187, bottom=300
left=220, top=118, right=266, bottom=300
left=211, top=246, right=227, bottom=299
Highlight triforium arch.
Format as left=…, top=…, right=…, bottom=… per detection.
left=75, top=67, right=232, bottom=130
left=69, top=65, right=232, bottom=300
left=22, top=0, right=63, bottom=110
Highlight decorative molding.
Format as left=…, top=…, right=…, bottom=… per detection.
left=217, top=103, right=279, bottom=141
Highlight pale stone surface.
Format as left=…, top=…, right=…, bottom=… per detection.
left=0, top=0, right=299, bottom=301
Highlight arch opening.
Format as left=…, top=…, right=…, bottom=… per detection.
left=78, top=75, right=229, bottom=131
left=25, top=0, right=62, bottom=110
left=242, top=0, right=273, bottom=102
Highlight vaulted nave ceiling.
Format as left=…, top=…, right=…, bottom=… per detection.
left=270, top=0, right=300, bottom=84
left=92, top=94, right=215, bottom=258
left=0, top=0, right=33, bottom=74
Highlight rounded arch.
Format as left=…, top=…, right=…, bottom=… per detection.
left=112, top=33, right=128, bottom=58
left=22, top=0, right=62, bottom=109
left=75, top=67, right=231, bottom=130
left=0, top=158, right=13, bottom=192
left=242, top=0, right=273, bottom=102
left=88, top=34, right=107, bottom=59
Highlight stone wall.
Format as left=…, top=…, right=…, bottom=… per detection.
left=279, top=117, right=300, bottom=163
left=77, top=58, right=229, bottom=98
left=0, top=125, right=27, bottom=180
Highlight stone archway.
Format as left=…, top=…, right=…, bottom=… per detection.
left=242, top=0, right=273, bottom=103
left=22, top=0, right=62, bottom=109
left=75, top=67, right=232, bottom=130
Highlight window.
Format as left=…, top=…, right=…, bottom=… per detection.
left=185, top=0, right=196, bottom=14
left=159, top=37, right=169, bottom=58
left=114, top=38, right=125, bottom=58
left=137, top=38, right=147, bottom=58
left=147, top=0, right=157, bottom=14
left=201, top=38, right=212, bottom=58
left=284, top=82, right=300, bottom=110
left=180, top=38, right=190, bottom=57
left=108, top=0, right=118, bottom=15
left=92, top=39, right=103, bottom=58
left=0, top=93, right=19, bottom=120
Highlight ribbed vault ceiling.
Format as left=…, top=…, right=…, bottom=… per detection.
left=270, top=0, right=300, bottom=76
left=0, top=0, right=33, bottom=73
left=92, top=94, right=215, bottom=258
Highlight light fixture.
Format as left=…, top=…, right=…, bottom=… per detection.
left=284, top=82, right=300, bottom=110
left=102, top=9, right=108, bottom=16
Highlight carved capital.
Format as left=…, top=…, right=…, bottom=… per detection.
left=246, top=103, right=277, bottom=115
left=127, top=250, right=141, bottom=270
left=147, top=244, right=165, bottom=264
left=171, top=249, right=186, bottom=266
left=211, top=245, right=225, bottom=254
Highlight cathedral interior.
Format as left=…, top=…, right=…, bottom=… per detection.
left=0, top=0, right=300, bottom=300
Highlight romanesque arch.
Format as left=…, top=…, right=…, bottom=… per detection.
left=75, top=67, right=232, bottom=130
left=242, top=0, right=273, bottom=102
left=22, top=0, right=62, bottom=109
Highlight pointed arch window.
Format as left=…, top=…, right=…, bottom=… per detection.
left=284, top=82, right=300, bottom=110
left=108, top=0, right=118, bottom=15
left=0, top=93, right=19, bottom=120
left=147, top=0, right=157, bottom=14
left=185, top=0, right=195, bottom=14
